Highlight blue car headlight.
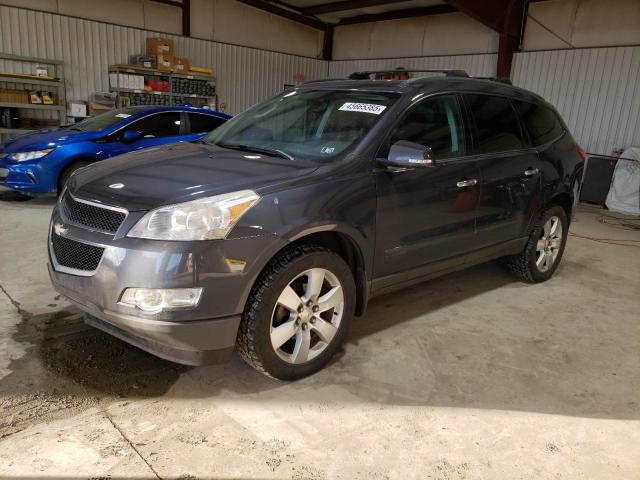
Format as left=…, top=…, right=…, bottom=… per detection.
left=9, top=148, right=55, bottom=162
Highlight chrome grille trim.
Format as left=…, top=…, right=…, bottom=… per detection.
left=60, top=191, right=128, bottom=235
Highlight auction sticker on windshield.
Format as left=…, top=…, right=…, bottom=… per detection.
left=339, top=102, right=387, bottom=115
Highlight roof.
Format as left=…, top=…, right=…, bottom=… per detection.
left=125, top=105, right=231, bottom=119
left=299, top=75, right=547, bottom=104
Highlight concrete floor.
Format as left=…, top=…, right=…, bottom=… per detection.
left=0, top=193, right=638, bottom=480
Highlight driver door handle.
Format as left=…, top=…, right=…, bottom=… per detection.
left=524, top=168, right=540, bottom=176
left=456, top=178, right=478, bottom=188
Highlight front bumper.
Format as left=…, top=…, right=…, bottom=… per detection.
left=0, top=157, right=55, bottom=194
left=47, top=204, right=286, bottom=365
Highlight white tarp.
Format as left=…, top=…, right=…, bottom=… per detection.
left=605, top=147, right=640, bottom=215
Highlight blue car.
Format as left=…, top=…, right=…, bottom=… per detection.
left=0, top=105, right=230, bottom=195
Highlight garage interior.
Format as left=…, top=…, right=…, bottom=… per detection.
left=1, top=0, right=639, bottom=478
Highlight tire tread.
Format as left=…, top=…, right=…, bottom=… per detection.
left=236, top=243, right=335, bottom=378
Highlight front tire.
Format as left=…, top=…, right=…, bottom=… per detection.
left=504, top=205, right=569, bottom=283
left=237, top=244, right=355, bottom=380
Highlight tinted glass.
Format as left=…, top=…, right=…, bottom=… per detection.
left=205, top=90, right=399, bottom=162
left=515, top=101, right=564, bottom=146
left=189, top=113, right=226, bottom=134
left=390, top=95, right=465, bottom=160
left=71, top=107, right=139, bottom=132
left=465, top=94, right=525, bottom=154
left=126, top=112, right=181, bottom=138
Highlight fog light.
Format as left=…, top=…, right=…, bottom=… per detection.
left=120, top=288, right=203, bottom=313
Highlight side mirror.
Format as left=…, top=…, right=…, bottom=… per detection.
left=122, top=130, right=142, bottom=142
left=383, top=140, right=435, bottom=169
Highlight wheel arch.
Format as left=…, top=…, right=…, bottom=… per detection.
left=56, top=156, right=96, bottom=193
left=244, top=225, right=371, bottom=318
left=287, top=229, right=369, bottom=316
left=550, top=191, right=573, bottom=223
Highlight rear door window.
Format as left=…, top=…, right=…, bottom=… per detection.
left=465, top=94, right=525, bottom=154
left=514, top=101, right=564, bottom=146
left=188, top=113, right=226, bottom=134
left=125, top=112, right=182, bottom=138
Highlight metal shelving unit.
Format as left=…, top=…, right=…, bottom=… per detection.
left=108, top=64, right=217, bottom=109
left=0, top=52, right=66, bottom=137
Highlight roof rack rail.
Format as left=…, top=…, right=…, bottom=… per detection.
left=348, top=68, right=468, bottom=80
left=473, top=76, right=513, bottom=85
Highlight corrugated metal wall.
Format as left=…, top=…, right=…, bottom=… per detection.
left=5, top=4, right=637, bottom=159
left=512, top=46, right=640, bottom=156
left=329, top=54, right=498, bottom=79
left=0, top=4, right=327, bottom=116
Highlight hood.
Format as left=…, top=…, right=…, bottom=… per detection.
left=70, top=142, right=320, bottom=211
left=0, top=127, right=101, bottom=152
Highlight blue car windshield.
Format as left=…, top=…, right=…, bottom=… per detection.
left=204, top=90, right=399, bottom=162
left=70, top=107, right=140, bottom=132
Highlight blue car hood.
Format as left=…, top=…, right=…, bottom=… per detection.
left=0, top=127, right=101, bottom=152
left=69, top=141, right=320, bottom=211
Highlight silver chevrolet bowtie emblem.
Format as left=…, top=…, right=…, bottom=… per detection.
left=109, top=183, right=125, bottom=189
left=54, top=223, right=68, bottom=236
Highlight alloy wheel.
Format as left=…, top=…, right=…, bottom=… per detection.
left=536, top=215, right=563, bottom=272
left=270, top=268, right=344, bottom=364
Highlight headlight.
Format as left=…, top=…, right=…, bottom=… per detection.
left=128, top=190, right=260, bottom=241
left=9, top=148, right=55, bottom=162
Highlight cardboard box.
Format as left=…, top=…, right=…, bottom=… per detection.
left=68, top=101, right=87, bottom=117
left=109, top=73, right=130, bottom=89
left=146, top=37, right=174, bottom=55
left=0, top=88, right=29, bottom=103
left=156, top=53, right=175, bottom=72
left=174, top=57, right=190, bottom=74
left=88, top=101, right=113, bottom=116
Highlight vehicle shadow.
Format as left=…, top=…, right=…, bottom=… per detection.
left=3, top=258, right=639, bottom=427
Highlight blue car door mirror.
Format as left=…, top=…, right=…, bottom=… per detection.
left=122, top=130, right=142, bottom=142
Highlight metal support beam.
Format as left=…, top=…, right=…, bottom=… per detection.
left=443, top=0, right=527, bottom=77
left=322, top=24, right=334, bottom=60
left=337, top=4, right=457, bottom=26
left=302, top=0, right=406, bottom=16
left=236, top=0, right=328, bottom=30
left=182, top=0, right=190, bottom=37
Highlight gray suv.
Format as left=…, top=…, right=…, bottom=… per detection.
left=48, top=73, right=585, bottom=380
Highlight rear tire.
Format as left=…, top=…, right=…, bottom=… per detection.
left=237, top=244, right=355, bottom=380
left=57, top=161, right=92, bottom=195
left=503, top=205, right=568, bottom=283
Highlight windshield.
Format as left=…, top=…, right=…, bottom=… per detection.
left=204, top=90, right=399, bottom=162
left=71, top=107, right=140, bottom=132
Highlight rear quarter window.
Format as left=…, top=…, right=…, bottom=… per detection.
left=189, top=113, right=226, bottom=134
left=514, top=101, right=564, bottom=146
left=464, top=94, right=525, bottom=154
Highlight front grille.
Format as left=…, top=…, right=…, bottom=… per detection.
left=51, top=228, right=105, bottom=272
left=60, top=192, right=126, bottom=234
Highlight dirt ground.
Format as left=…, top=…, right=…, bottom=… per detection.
left=0, top=192, right=639, bottom=479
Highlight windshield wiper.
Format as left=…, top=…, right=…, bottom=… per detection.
left=218, top=143, right=294, bottom=161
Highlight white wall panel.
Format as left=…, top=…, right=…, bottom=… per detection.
left=333, top=12, right=498, bottom=61
left=0, top=5, right=327, bottom=115
left=329, top=53, right=498, bottom=79
left=512, top=46, right=640, bottom=156
left=524, top=0, right=640, bottom=51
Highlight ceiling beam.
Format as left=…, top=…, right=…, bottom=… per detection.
left=443, top=0, right=527, bottom=77
left=301, top=0, right=407, bottom=16
left=337, top=4, right=457, bottom=26
left=236, top=0, right=328, bottom=30
left=443, top=0, right=525, bottom=38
